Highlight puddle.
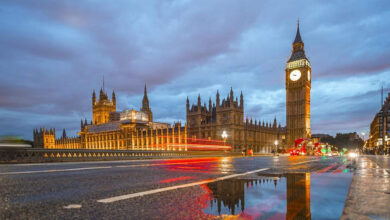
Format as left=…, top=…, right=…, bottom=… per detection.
left=202, top=172, right=353, bottom=219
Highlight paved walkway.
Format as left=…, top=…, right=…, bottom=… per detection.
left=342, top=156, right=390, bottom=220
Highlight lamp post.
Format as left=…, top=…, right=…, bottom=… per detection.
left=274, top=140, right=278, bottom=156
left=361, top=132, right=366, bottom=154
left=222, top=130, right=228, bottom=148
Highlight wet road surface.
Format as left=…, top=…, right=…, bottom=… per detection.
left=0, top=156, right=363, bottom=219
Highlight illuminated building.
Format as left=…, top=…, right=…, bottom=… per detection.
left=92, top=88, right=116, bottom=125
left=286, top=22, right=312, bottom=146
left=186, top=89, right=285, bottom=152
left=33, top=85, right=188, bottom=150
left=368, top=92, right=390, bottom=154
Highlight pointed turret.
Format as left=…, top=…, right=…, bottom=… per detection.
left=240, top=91, right=244, bottom=109
left=141, top=84, right=153, bottom=121
left=288, top=20, right=308, bottom=62
left=142, top=84, right=150, bottom=111
left=112, top=90, right=116, bottom=106
left=99, top=88, right=105, bottom=100
left=230, top=87, right=234, bottom=101
left=186, top=96, right=190, bottom=112
left=62, top=128, right=67, bottom=138
left=92, top=90, right=96, bottom=105
left=273, top=116, right=277, bottom=128
left=216, top=90, right=220, bottom=107
left=197, top=94, right=201, bottom=111
left=209, top=98, right=212, bottom=111
left=293, top=20, right=303, bottom=44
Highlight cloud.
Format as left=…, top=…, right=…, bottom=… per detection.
left=1, top=0, right=390, bottom=139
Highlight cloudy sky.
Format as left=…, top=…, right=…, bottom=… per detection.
left=1, top=0, right=390, bottom=140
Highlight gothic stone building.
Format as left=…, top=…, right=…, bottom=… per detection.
left=34, top=85, right=188, bottom=151
left=186, top=88, right=286, bottom=152
left=368, top=92, right=390, bottom=154
left=285, top=22, right=312, bottom=146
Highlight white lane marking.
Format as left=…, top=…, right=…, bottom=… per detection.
left=63, top=204, right=82, bottom=209
left=294, top=159, right=323, bottom=165
left=0, top=166, right=112, bottom=175
left=97, top=167, right=270, bottom=203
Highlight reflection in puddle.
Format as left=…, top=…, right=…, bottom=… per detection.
left=203, top=173, right=352, bottom=219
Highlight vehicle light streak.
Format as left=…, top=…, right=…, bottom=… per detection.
left=159, top=176, right=195, bottom=183
left=316, top=163, right=338, bottom=173
left=167, top=144, right=232, bottom=151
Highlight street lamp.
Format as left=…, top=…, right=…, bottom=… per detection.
left=361, top=132, right=366, bottom=154
left=274, top=140, right=278, bottom=156
left=222, top=130, right=228, bottom=146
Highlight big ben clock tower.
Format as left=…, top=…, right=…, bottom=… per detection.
left=286, top=22, right=311, bottom=146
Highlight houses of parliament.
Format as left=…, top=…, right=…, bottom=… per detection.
left=34, top=85, right=188, bottom=151
left=33, top=23, right=311, bottom=152
left=186, top=22, right=311, bottom=151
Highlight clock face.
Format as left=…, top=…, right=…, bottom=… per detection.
left=308, top=70, right=311, bottom=81
left=290, top=70, right=301, bottom=81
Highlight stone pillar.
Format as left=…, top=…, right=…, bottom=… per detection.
left=150, top=129, right=154, bottom=150
left=155, top=129, right=158, bottom=150
left=141, top=130, right=144, bottom=150
left=146, top=128, right=149, bottom=150
left=136, top=130, right=139, bottom=150
left=131, top=131, right=135, bottom=150
left=172, top=125, right=175, bottom=151
left=185, top=124, right=188, bottom=151
left=160, top=128, right=163, bottom=150
left=166, top=127, right=169, bottom=151
left=178, top=126, right=182, bottom=151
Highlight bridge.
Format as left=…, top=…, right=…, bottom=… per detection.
left=0, top=147, right=235, bottom=163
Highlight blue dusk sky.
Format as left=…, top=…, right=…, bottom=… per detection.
left=1, top=0, right=390, bottom=140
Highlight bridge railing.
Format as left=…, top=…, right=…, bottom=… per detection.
left=0, top=147, right=235, bottom=163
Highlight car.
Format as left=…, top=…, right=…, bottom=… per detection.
left=290, top=149, right=300, bottom=156
left=331, top=151, right=339, bottom=156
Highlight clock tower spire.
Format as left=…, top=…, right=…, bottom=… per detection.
left=285, top=22, right=311, bottom=147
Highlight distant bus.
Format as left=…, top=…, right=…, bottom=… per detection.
left=0, top=136, right=32, bottom=148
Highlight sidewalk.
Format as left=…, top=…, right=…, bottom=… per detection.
left=341, top=156, right=390, bottom=220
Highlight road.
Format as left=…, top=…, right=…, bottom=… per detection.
left=0, top=155, right=387, bottom=219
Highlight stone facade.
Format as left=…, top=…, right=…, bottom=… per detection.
left=285, top=22, right=312, bottom=146
left=368, top=92, right=390, bottom=154
left=34, top=86, right=188, bottom=151
left=92, top=89, right=116, bottom=125
left=33, top=128, right=56, bottom=149
left=186, top=88, right=286, bottom=152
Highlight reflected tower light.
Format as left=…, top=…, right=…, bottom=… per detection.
left=274, top=140, right=278, bottom=156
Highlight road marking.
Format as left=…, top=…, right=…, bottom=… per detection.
left=294, top=158, right=322, bottom=165
left=63, top=204, right=82, bottom=209
left=0, top=157, right=322, bottom=175
left=97, top=167, right=270, bottom=203
left=0, top=166, right=112, bottom=175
